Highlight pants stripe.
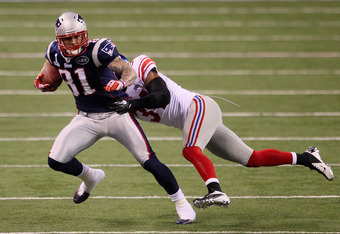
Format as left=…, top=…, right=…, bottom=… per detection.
left=128, top=113, right=155, bottom=158
left=186, top=96, right=205, bottom=147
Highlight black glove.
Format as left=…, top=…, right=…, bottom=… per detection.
left=109, top=98, right=132, bottom=114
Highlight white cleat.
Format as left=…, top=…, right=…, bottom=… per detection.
left=73, top=169, right=105, bottom=204
left=304, top=147, right=334, bottom=181
left=175, top=201, right=196, bottom=224
left=193, top=191, right=230, bottom=209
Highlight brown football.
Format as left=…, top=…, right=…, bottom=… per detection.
left=41, top=61, right=63, bottom=88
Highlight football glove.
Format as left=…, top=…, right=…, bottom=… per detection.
left=104, top=80, right=126, bottom=92
left=33, top=73, right=57, bottom=92
left=108, top=98, right=132, bottom=114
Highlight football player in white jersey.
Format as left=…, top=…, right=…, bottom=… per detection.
left=108, top=55, right=334, bottom=209
left=34, top=12, right=195, bottom=224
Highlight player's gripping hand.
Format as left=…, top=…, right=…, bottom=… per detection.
left=33, top=73, right=57, bottom=92
left=104, top=80, right=126, bottom=92
left=108, top=98, right=132, bottom=114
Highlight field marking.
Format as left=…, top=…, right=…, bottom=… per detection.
left=2, top=35, right=340, bottom=43
left=200, top=90, right=340, bottom=95
left=1, top=7, right=340, bottom=15
left=0, top=195, right=338, bottom=201
left=1, top=164, right=339, bottom=168
left=222, top=112, right=340, bottom=117
left=2, top=69, right=340, bottom=77
left=0, top=137, right=339, bottom=142
left=2, top=20, right=340, bottom=29
left=1, top=232, right=339, bottom=234
left=1, top=112, right=340, bottom=118
left=2, top=52, right=340, bottom=59
left=0, top=230, right=339, bottom=234
left=0, top=90, right=339, bottom=95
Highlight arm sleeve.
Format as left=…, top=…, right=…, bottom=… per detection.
left=94, top=39, right=120, bottom=67
left=129, top=77, right=170, bottom=110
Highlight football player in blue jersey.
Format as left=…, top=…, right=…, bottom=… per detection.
left=34, top=12, right=195, bottom=224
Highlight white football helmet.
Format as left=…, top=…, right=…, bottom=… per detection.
left=55, top=12, right=89, bottom=56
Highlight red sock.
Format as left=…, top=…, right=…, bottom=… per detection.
left=247, top=149, right=293, bottom=167
left=182, top=146, right=217, bottom=182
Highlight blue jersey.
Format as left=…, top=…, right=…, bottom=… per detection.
left=45, top=38, right=128, bottom=112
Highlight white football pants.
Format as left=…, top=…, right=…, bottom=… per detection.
left=183, top=95, right=253, bottom=166
left=49, top=111, right=153, bottom=165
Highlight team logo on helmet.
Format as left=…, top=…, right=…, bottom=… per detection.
left=77, top=15, right=85, bottom=25
left=55, top=19, right=62, bottom=30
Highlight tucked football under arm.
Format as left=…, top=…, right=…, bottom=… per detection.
left=129, top=77, right=171, bottom=110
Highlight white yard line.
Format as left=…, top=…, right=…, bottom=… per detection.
left=0, top=164, right=338, bottom=168
left=0, top=90, right=339, bottom=95
left=2, top=35, right=340, bottom=42
left=2, top=52, right=340, bottom=59
left=0, top=195, right=338, bottom=201
left=1, top=20, right=340, bottom=28
left=0, top=231, right=338, bottom=234
left=0, top=112, right=340, bottom=118
left=0, top=137, right=339, bottom=142
left=1, top=7, right=340, bottom=15
left=2, top=69, right=340, bottom=77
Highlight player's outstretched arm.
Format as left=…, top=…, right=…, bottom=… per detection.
left=108, top=70, right=170, bottom=114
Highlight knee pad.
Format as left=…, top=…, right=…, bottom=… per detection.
left=142, top=156, right=160, bottom=172
left=48, top=157, right=82, bottom=176
left=48, top=157, right=63, bottom=171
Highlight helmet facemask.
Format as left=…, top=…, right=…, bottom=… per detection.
left=55, top=12, right=89, bottom=57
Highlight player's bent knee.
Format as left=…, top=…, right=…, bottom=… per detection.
left=48, top=157, right=83, bottom=176
left=48, top=157, right=64, bottom=171
left=182, top=146, right=202, bottom=161
left=142, top=157, right=161, bottom=172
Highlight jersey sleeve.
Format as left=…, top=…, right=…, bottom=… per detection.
left=92, top=38, right=120, bottom=68
left=45, top=40, right=59, bottom=65
left=131, top=55, right=157, bottom=83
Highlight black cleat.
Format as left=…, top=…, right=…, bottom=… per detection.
left=176, top=218, right=194, bottom=225
left=73, top=187, right=90, bottom=204
left=303, top=147, right=334, bottom=181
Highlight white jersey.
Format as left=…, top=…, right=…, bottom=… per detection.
left=126, top=55, right=197, bottom=130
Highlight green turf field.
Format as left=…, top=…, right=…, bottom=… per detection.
left=0, top=1, right=339, bottom=233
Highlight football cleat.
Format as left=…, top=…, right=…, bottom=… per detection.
left=73, top=169, right=105, bottom=204
left=176, top=218, right=194, bottom=225
left=73, top=184, right=90, bottom=204
left=175, top=202, right=196, bottom=225
left=303, top=147, right=334, bottom=181
left=193, top=191, right=230, bottom=209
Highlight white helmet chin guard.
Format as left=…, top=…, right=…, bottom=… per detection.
left=55, top=12, right=89, bottom=57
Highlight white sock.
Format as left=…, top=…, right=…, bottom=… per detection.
left=291, top=152, right=297, bottom=165
left=175, top=197, right=188, bottom=207
left=77, top=163, right=89, bottom=178
left=205, top=178, right=219, bottom=186
left=169, top=188, right=184, bottom=202
left=77, top=167, right=105, bottom=193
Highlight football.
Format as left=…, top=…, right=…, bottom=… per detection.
left=41, top=61, right=63, bottom=88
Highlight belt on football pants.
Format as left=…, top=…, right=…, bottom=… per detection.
left=78, top=110, right=118, bottom=120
